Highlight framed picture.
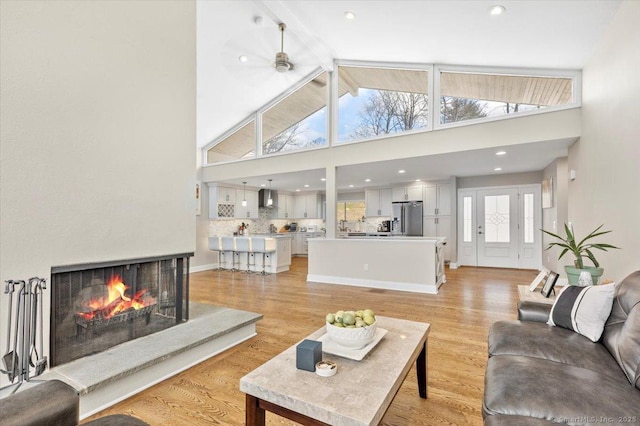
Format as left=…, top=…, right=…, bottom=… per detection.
left=528, top=268, right=549, bottom=292
left=542, top=176, right=554, bottom=208
left=195, top=182, right=202, bottom=216
left=541, top=271, right=559, bottom=297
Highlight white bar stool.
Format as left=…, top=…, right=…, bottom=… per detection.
left=221, top=237, right=238, bottom=272
left=235, top=237, right=252, bottom=274
left=208, top=236, right=223, bottom=270
left=251, top=238, right=275, bottom=275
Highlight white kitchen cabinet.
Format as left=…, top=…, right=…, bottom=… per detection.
left=423, top=183, right=451, bottom=216
left=423, top=215, right=452, bottom=261
left=278, top=194, right=295, bottom=219
left=294, top=193, right=320, bottom=219
left=275, top=237, right=292, bottom=270
left=292, top=233, right=304, bottom=254
left=208, top=185, right=237, bottom=219
left=423, top=185, right=437, bottom=216
left=407, top=185, right=423, bottom=201
left=437, top=184, right=451, bottom=215
left=302, top=232, right=324, bottom=255
left=218, top=187, right=236, bottom=204
left=235, top=189, right=259, bottom=219
left=365, top=188, right=392, bottom=217
left=392, top=185, right=422, bottom=202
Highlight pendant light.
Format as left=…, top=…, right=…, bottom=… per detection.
left=241, top=182, right=247, bottom=207
left=267, top=179, right=273, bottom=206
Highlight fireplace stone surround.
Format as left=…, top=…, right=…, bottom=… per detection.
left=39, top=302, right=262, bottom=419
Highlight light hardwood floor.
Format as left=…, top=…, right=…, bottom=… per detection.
left=84, top=258, right=535, bottom=425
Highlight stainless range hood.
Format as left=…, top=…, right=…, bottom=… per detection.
left=259, top=188, right=278, bottom=208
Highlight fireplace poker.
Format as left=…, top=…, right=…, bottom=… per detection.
left=28, top=277, right=47, bottom=376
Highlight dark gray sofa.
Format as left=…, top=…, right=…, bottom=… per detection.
left=0, top=379, right=148, bottom=426
left=483, top=270, right=640, bottom=425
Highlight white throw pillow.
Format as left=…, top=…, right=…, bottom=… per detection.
left=547, top=283, right=616, bottom=342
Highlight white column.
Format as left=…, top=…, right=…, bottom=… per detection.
left=325, top=166, right=337, bottom=238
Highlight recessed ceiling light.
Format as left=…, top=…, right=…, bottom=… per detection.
left=489, top=5, right=506, bottom=16
left=415, top=179, right=421, bottom=182
left=304, top=184, right=309, bottom=188
left=320, top=178, right=326, bottom=182
left=344, top=11, right=356, bottom=20
left=494, top=167, right=502, bottom=171
left=238, top=55, right=248, bottom=63
left=364, top=178, right=371, bottom=182
left=349, top=184, right=355, bottom=188
left=496, top=151, right=507, bottom=156
left=398, top=169, right=406, bottom=174
left=295, top=189, right=301, bottom=192
left=260, top=183, right=266, bottom=187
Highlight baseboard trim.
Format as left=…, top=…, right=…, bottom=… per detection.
left=448, top=262, right=459, bottom=269
left=306, top=274, right=438, bottom=294
left=190, top=263, right=216, bottom=273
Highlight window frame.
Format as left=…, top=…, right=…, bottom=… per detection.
left=202, top=61, right=581, bottom=167
left=433, top=64, right=582, bottom=131
left=332, top=60, right=434, bottom=147
left=258, top=68, right=330, bottom=158
left=203, top=115, right=257, bottom=165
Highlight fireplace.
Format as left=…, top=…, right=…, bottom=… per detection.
left=50, top=253, right=191, bottom=367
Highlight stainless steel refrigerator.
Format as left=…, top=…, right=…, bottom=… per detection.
left=391, top=201, right=423, bottom=236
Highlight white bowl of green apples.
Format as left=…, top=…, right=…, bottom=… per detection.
left=325, top=309, right=377, bottom=349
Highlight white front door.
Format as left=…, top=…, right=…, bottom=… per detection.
left=457, top=185, right=542, bottom=269
left=477, top=188, right=519, bottom=268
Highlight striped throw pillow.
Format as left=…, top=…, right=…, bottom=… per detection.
left=547, top=283, right=616, bottom=342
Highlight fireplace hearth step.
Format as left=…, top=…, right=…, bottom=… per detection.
left=38, top=302, right=262, bottom=419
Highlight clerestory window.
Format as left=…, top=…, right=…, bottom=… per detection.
left=203, top=62, right=579, bottom=166
left=439, top=70, right=574, bottom=125
left=337, top=66, right=430, bottom=143
left=206, top=119, right=255, bottom=164
left=262, top=72, right=328, bottom=155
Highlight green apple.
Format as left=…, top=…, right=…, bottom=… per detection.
left=343, top=312, right=356, bottom=326
left=326, top=313, right=335, bottom=324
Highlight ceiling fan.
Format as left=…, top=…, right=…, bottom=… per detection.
left=274, top=23, right=294, bottom=73
left=220, top=20, right=320, bottom=86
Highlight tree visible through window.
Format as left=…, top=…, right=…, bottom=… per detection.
left=262, top=72, right=328, bottom=155
left=336, top=201, right=366, bottom=222
left=351, top=90, right=428, bottom=139
left=338, top=66, right=429, bottom=143
left=439, top=71, right=573, bottom=125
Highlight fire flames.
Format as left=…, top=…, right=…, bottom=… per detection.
left=77, top=275, right=155, bottom=320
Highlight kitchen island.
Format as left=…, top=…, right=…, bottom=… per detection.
left=307, top=237, right=446, bottom=294
left=209, top=234, right=292, bottom=274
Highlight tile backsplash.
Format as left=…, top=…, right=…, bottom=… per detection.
left=209, top=208, right=325, bottom=237
left=338, top=217, right=391, bottom=233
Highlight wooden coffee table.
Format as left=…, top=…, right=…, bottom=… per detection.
left=240, top=316, right=430, bottom=425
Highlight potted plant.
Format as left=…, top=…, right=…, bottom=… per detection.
left=541, top=224, right=619, bottom=285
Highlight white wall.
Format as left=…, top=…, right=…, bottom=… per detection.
left=457, top=171, right=543, bottom=189
left=202, top=109, right=580, bottom=183
left=541, top=158, right=568, bottom=272
left=568, top=0, right=640, bottom=282
left=0, top=0, right=196, bottom=381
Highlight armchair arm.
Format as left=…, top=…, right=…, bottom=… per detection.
left=517, top=301, right=552, bottom=323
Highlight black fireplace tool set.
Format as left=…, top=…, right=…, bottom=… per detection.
left=1, top=277, right=47, bottom=394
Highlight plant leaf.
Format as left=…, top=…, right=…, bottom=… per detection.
left=557, top=247, right=569, bottom=260
left=585, top=249, right=599, bottom=268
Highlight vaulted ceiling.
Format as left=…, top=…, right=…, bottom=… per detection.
left=197, top=0, right=622, bottom=148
